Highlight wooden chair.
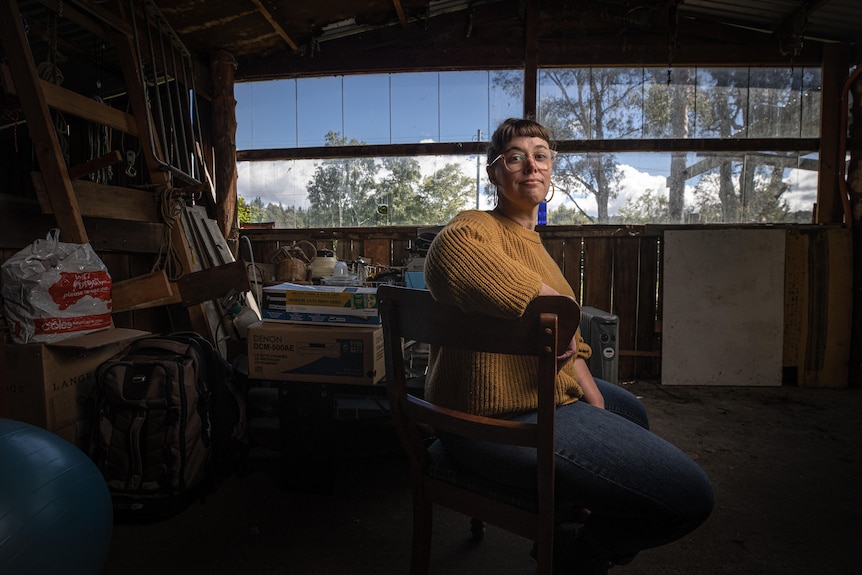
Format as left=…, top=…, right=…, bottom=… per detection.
left=378, top=285, right=580, bottom=575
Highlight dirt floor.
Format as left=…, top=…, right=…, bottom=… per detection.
left=101, top=381, right=862, bottom=575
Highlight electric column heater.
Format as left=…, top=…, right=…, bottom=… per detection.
left=579, top=306, right=619, bottom=384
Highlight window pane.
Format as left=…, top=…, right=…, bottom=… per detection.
left=439, top=71, right=489, bottom=142
left=537, top=68, right=645, bottom=139
left=693, top=68, right=749, bottom=138
left=391, top=73, right=439, bottom=143
left=236, top=80, right=297, bottom=149
left=239, top=156, right=484, bottom=228
left=642, top=67, right=696, bottom=138
left=297, top=76, right=343, bottom=147
left=490, top=70, right=524, bottom=130
left=801, top=68, right=821, bottom=138
left=546, top=151, right=816, bottom=224
left=240, top=150, right=816, bottom=227
left=748, top=68, right=800, bottom=138
left=344, top=74, right=391, bottom=145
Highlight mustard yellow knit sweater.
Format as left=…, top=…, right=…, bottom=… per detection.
left=424, top=209, right=591, bottom=417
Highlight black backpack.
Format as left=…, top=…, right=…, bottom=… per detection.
left=88, top=332, right=247, bottom=520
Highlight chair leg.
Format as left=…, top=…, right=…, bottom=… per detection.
left=535, top=540, right=554, bottom=575
left=535, top=519, right=555, bottom=575
left=411, top=493, right=432, bottom=575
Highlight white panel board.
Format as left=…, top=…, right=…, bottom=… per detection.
left=662, top=229, right=785, bottom=386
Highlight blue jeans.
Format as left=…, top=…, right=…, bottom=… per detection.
left=438, top=379, right=714, bottom=564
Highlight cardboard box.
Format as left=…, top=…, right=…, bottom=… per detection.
left=247, top=322, right=384, bottom=385
left=3, top=328, right=149, bottom=432
left=261, top=282, right=380, bottom=325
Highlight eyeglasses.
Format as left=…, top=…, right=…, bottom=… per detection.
left=490, top=149, right=557, bottom=172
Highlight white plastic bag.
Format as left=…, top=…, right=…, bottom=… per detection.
left=1, top=229, right=112, bottom=344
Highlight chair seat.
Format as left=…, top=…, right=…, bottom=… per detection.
left=426, top=439, right=539, bottom=513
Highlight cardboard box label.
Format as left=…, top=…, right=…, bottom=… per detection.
left=260, top=306, right=381, bottom=326
left=247, top=322, right=384, bottom=385
left=263, top=283, right=378, bottom=310
left=3, top=328, right=149, bottom=430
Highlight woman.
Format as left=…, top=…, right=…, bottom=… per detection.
left=423, top=118, right=713, bottom=574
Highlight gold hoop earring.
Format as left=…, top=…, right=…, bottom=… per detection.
left=544, top=181, right=556, bottom=204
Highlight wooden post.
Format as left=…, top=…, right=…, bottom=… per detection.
left=848, top=71, right=862, bottom=387
left=211, top=49, right=239, bottom=240
left=523, top=0, right=538, bottom=119
left=816, top=43, right=848, bottom=224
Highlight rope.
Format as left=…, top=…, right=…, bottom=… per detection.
left=151, top=188, right=186, bottom=280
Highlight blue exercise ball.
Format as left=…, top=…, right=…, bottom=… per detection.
left=0, top=418, right=113, bottom=575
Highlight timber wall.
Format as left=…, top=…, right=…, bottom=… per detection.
left=0, top=218, right=851, bottom=385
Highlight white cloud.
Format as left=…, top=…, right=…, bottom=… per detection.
left=783, top=167, right=818, bottom=211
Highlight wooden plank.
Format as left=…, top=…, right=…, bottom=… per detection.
left=612, top=238, right=640, bottom=380
left=211, top=49, right=238, bottom=239
left=85, top=218, right=164, bottom=253
left=0, top=0, right=87, bottom=243
left=581, top=237, right=612, bottom=311
left=32, top=173, right=159, bottom=222
left=0, top=197, right=163, bottom=252
left=0, top=66, right=140, bottom=136
left=68, top=150, right=124, bottom=180
left=800, top=228, right=852, bottom=387
left=248, top=0, right=299, bottom=51
left=112, top=270, right=181, bottom=313
left=635, top=236, right=661, bottom=379
left=562, top=236, right=583, bottom=300
left=543, top=238, right=565, bottom=271
left=201, top=211, right=236, bottom=266
left=362, top=239, right=391, bottom=266
left=391, top=239, right=411, bottom=268
left=174, top=261, right=251, bottom=307
left=783, top=229, right=809, bottom=386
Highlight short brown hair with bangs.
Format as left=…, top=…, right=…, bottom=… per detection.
left=486, top=118, right=554, bottom=164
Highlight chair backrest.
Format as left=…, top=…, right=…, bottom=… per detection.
left=378, top=284, right=580, bottom=489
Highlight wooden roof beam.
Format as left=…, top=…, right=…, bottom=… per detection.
left=393, top=0, right=408, bottom=27
left=774, top=0, right=835, bottom=54
left=249, top=0, right=299, bottom=52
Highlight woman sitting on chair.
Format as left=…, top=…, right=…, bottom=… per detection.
left=423, top=118, right=714, bottom=574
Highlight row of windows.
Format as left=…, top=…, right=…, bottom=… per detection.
left=235, top=67, right=821, bottom=225
left=236, top=67, right=820, bottom=149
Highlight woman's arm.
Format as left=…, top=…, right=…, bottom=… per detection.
left=572, top=357, right=605, bottom=409
left=540, top=283, right=604, bottom=407
left=425, top=214, right=542, bottom=317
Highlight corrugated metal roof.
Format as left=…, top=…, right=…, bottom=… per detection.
left=8, top=0, right=859, bottom=90
left=680, top=0, right=861, bottom=43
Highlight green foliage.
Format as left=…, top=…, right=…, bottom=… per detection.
left=241, top=134, right=473, bottom=228
left=618, top=189, right=672, bottom=224
left=548, top=204, right=591, bottom=224
left=416, top=164, right=475, bottom=224
left=237, top=195, right=251, bottom=223
left=305, top=132, right=380, bottom=227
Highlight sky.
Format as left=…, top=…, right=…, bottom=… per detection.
left=234, top=71, right=818, bottom=219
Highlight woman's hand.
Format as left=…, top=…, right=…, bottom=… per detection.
left=538, top=283, right=603, bottom=407
left=556, top=335, right=578, bottom=369
left=572, top=357, right=605, bottom=409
